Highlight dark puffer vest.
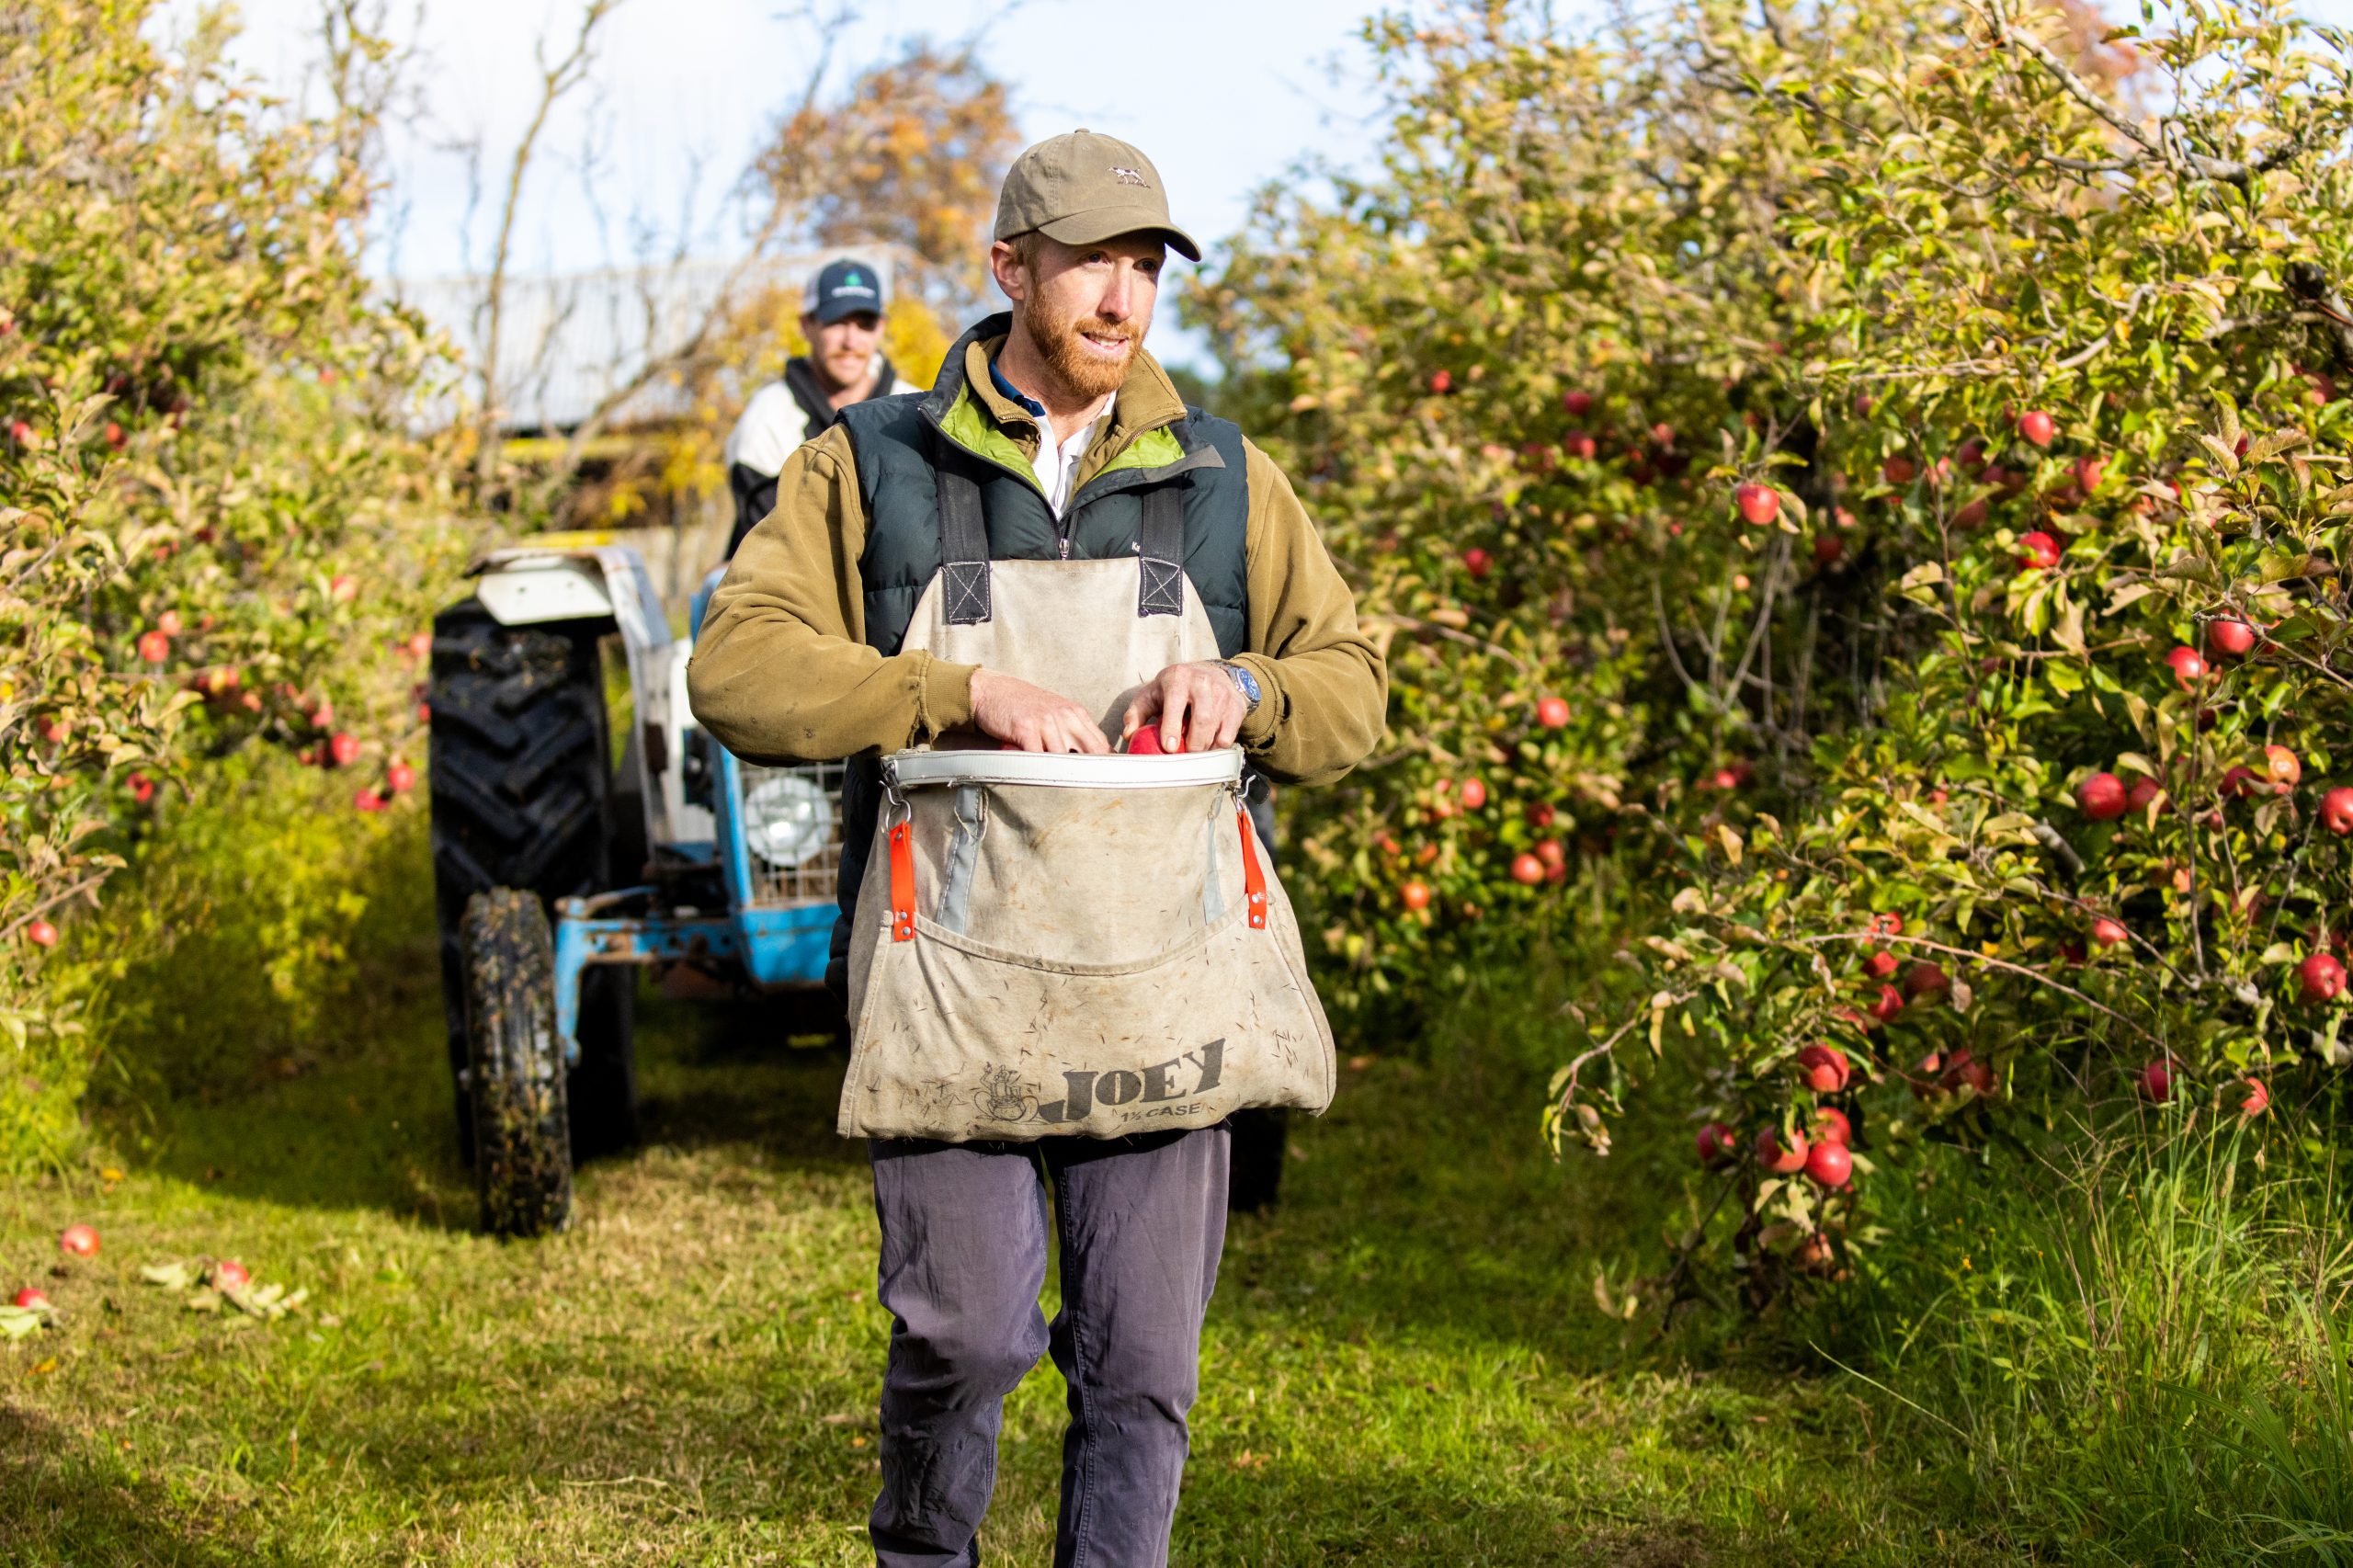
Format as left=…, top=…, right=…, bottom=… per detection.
left=824, top=314, right=1256, bottom=996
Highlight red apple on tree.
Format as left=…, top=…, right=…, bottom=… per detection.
left=1904, top=960, right=1950, bottom=1001
left=1563, top=389, right=1595, bottom=417
left=328, top=732, right=361, bottom=767
left=1535, top=696, right=1570, bottom=729
left=386, top=761, right=417, bottom=796
left=1400, top=881, right=1431, bottom=913
left=1810, top=1107, right=1853, bottom=1146
left=1461, top=547, right=1491, bottom=578
left=2240, top=1078, right=2269, bottom=1118
left=25, top=919, right=58, bottom=949
left=2324, top=787, right=2353, bottom=835
left=1813, top=533, right=1844, bottom=567
left=2299, top=951, right=2346, bottom=1004
left=1427, top=369, right=1452, bottom=394
left=2073, top=454, right=2106, bottom=493
left=2076, top=772, right=2127, bottom=820
left=1866, top=949, right=1898, bottom=979
left=1755, top=1125, right=1811, bottom=1175
left=2016, top=530, right=2061, bottom=571
left=1534, top=838, right=1566, bottom=869
left=1882, top=455, right=1916, bottom=485
left=2166, top=646, right=2208, bottom=689
left=2208, top=619, right=2257, bottom=658
left=1735, top=483, right=1780, bottom=526
left=1563, top=431, right=1597, bottom=461
left=1869, top=983, right=1904, bottom=1023
left=2126, top=777, right=2161, bottom=812
left=2264, top=744, right=2302, bottom=789
left=2018, top=409, right=2057, bottom=447
left=1696, top=1121, right=1738, bottom=1167
left=1804, top=1141, right=1853, bottom=1189
left=1794, top=1043, right=1851, bottom=1092
left=2091, top=916, right=2129, bottom=949
left=1510, top=852, right=1546, bottom=886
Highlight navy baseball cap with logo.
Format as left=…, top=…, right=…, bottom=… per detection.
left=805, top=258, right=885, bottom=324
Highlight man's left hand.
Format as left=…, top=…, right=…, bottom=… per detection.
left=1121, top=662, right=1249, bottom=755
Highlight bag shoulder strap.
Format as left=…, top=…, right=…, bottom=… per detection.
left=933, top=459, right=993, bottom=625
left=1138, top=483, right=1186, bottom=619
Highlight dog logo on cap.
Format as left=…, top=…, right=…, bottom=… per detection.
left=1109, top=166, right=1147, bottom=187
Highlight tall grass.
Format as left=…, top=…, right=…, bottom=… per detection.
left=1847, top=1105, right=2353, bottom=1561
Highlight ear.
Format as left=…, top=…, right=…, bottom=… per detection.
left=989, top=240, right=1029, bottom=305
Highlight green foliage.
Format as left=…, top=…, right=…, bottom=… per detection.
left=0, top=2, right=472, bottom=1164
left=1197, top=0, right=2353, bottom=1288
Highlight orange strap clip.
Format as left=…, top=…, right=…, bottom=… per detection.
left=1236, top=805, right=1268, bottom=930
left=888, top=819, right=915, bottom=942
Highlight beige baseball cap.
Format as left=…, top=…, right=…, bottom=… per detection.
left=993, top=130, right=1200, bottom=263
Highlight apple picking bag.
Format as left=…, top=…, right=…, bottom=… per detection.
left=837, top=468, right=1335, bottom=1142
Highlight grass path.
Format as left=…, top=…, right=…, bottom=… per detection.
left=1, top=959, right=1983, bottom=1564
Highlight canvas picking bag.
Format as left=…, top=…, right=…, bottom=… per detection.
left=837, top=465, right=1336, bottom=1142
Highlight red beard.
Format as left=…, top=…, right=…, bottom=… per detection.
left=1019, top=291, right=1141, bottom=403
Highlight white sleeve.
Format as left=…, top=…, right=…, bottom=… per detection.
left=722, top=382, right=803, bottom=477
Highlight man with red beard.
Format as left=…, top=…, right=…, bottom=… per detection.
left=691, top=131, right=1383, bottom=1567
left=722, top=256, right=900, bottom=556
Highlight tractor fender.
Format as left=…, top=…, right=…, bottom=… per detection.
left=466, top=535, right=694, bottom=853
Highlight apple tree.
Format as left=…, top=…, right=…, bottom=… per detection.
left=1192, top=0, right=2353, bottom=1295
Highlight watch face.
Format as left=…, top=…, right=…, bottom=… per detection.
left=1230, top=663, right=1262, bottom=704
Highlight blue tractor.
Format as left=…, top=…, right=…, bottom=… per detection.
left=428, top=537, right=842, bottom=1235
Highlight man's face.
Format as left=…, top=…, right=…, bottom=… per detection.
left=994, top=233, right=1164, bottom=403
left=803, top=311, right=881, bottom=392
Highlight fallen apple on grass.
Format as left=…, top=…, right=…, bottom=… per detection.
left=59, top=1224, right=97, bottom=1257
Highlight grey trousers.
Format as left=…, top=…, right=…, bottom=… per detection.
left=866, top=1123, right=1232, bottom=1568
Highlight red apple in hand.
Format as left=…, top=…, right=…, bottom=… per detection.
left=1804, top=1141, right=1853, bottom=1188
left=58, top=1224, right=97, bottom=1257
left=2018, top=409, right=2057, bottom=448
left=2076, top=772, right=2127, bottom=820
left=1127, top=727, right=1176, bottom=756
left=1755, top=1125, right=1811, bottom=1175
left=1735, top=483, right=1780, bottom=526
left=2323, top=787, right=2353, bottom=835
left=2299, top=951, right=2346, bottom=1004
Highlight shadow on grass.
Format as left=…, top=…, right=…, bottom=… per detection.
left=0, top=1406, right=278, bottom=1567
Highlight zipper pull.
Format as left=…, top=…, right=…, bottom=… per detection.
left=1059, top=533, right=1071, bottom=560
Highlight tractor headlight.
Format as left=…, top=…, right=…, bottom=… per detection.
left=741, top=771, right=834, bottom=869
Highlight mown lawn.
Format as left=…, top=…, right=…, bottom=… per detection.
left=0, top=949, right=1993, bottom=1565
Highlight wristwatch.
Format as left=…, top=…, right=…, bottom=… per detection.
left=1214, top=660, right=1262, bottom=713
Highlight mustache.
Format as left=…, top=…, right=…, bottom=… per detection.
left=1065, top=315, right=1140, bottom=347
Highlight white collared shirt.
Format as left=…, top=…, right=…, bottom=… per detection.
left=1021, top=393, right=1116, bottom=517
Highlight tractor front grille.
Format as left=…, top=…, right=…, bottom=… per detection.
left=737, top=759, right=847, bottom=908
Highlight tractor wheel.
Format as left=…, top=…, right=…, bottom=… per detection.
left=1228, top=1107, right=1290, bottom=1213
left=429, top=598, right=639, bottom=1166
left=460, top=888, right=573, bottom=1237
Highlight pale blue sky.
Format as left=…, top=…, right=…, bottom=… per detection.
left=188, top=0, right=2353, bottom=376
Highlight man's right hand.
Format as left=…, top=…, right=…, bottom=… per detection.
left=969, top=668, right=1110, bottom=754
